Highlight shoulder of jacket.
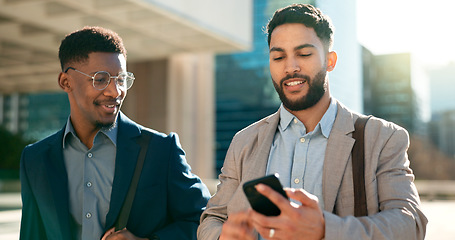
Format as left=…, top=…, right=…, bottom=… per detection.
left=234, top=112, right=278, bottom=139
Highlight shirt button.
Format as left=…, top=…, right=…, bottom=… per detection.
left=293, top=119, right=298, bottom=124
left=86, top=182, right=92, bottom=188
left=294, top=178, right=300, bottom=184
left=300, top=137, right=305, bottom=143
left=86, top=212, right=92, bottom=219
left=87, top=153, right=93, bottom=158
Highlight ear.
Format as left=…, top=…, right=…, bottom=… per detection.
left=326, top=51, right=337, bottom=72
left=58, top=72, right=71, bottom=93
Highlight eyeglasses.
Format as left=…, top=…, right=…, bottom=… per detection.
left=64, top=67, right=135, bottom=90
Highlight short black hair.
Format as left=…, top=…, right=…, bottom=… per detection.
left=266, top=4, right=334, bottom=50
left=58, top=26, right=126, bottom=71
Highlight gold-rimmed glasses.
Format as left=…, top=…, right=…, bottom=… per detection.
left=64, top=67, right=135, bottom=90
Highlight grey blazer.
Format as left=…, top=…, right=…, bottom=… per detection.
left=198, top=100, right=427, bottom=240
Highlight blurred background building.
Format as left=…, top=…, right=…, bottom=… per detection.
left=0, top=0, right=454, bottom=181
left=1, top=1, right=455, bottom=239
left=428, top=63, right=455, bottom=159
left=0, top=0, right=255, bottom=180
left=1, top=0, right=365, bottom=179
left=362, top=49, right=430, bottom=135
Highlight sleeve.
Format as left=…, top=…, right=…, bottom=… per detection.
left=197, top=136, right=241, bottom=240
left=324, top=127, right=428, bottom=240
left=152, top=133, right=211, bottom=240
left=19, top=146, right=48, bottom=240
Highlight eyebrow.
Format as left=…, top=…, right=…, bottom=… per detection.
left=270, top=44, right=316, bottom=53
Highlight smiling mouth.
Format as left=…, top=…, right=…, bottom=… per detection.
left=285, top=80, right=305, bottom=86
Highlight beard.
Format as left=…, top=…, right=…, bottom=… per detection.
left=272, top=68, right=327, bottom=111
left=95, top=118, right=117, bottom=131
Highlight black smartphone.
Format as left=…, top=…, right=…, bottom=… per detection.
left=242, top=173, right=288, bottom=216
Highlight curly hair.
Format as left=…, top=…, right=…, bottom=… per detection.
left=58, top=26, right=126, bottom=71
left=266, top=4, right=334, bottom=51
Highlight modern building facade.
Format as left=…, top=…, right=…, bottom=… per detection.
left=429, top=110, right=455, bottom=158
left=429, top=62, right=455, bottom=116
left=427, top=62, right=455, bottom=158
left=362, top=49, right=430, bottom=134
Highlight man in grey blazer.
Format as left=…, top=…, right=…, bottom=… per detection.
left=198, top=4, right=427, bottom=240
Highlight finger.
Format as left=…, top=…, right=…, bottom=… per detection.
left=255, top=225, right=278, bottom=240
left=220, top=211, right=255, bottom=240
left=101, top=227, right=115, bottom=240
left=227, top=211, right=251, bottom=225
left=285, top=188, right=320, bottom=208
left=249, top=214, right=277, bottom=238
left=255, top=184, right=293, bottom=214
left=220, top=222, right=255, bottom=240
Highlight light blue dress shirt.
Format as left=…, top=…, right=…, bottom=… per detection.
left=266, top=98, right=337, bottom=209
left=63, top=118, right=117, bottom=240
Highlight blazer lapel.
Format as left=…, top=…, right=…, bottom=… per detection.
left=42, top=129, right=73, bottom=239
left=322, top=102, right=356, bottom=213
left=243, top=110, right=280, bottom=182
left=104, top=113, right=142, bottom=230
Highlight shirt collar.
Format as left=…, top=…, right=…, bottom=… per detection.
left=278, top=98, right=338, bottom=138
left=63, top=116, right=118, bottom=149
left=279, top=104, right=297, bottom=131
left=319, top=98, right=337, bottom=138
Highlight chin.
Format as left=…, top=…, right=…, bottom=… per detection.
left=96, top=121, right=116, bottom=130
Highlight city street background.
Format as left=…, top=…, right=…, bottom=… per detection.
left=1, top=0, right=455, bottom=239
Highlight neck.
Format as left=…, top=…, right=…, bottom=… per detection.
left=286, top=93, right=331, bottom=133
left=70, top=117, right=100, bottom=149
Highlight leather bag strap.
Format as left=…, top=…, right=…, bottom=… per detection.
left=115, top=132, right=151, bottom=230
left=352, top=115, right=371, bottom=217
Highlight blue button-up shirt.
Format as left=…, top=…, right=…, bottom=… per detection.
left=266, top=98, right=337, bottom=209
left=63, top=118, right=117, bottom=239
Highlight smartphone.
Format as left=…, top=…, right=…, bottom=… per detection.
left=242, top=173, right=288, bottom=216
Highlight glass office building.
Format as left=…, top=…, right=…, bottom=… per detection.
left=0, top=92, right=69, bottom=141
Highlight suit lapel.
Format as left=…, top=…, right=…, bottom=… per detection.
left=322, top=102, right=356, bottom=213
left=243, top=111, right=280, bottom=182
left=104, top=113, right=142, bottom=230
left=41, top=129, right=73, bottom=239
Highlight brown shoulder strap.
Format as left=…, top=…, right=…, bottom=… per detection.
left=115, top=132, right=151, bottom=231
left=352, top=115, right=371, bottom=217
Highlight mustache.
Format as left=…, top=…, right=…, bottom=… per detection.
left=94, top=98, right=122, bottom=106
left=280, top=73, right=310, bottom=86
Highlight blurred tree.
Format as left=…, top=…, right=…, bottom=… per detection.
left=0, top=126, right=34, bottom=177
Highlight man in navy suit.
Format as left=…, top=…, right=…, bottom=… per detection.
left=20, top=26, right=211, bottom=240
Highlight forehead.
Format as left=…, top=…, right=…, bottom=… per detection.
left=269, top=23, right=323, bottom=51
left=82, top=52, right=126, bottom=71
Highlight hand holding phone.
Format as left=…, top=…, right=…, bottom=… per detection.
left=242, top=174, right=288, bottom=216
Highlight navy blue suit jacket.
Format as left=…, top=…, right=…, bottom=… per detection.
left=20, top=112, right=211, bottom=240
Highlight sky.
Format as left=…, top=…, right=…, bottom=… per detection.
left=357, top=0, right=455, bottom=68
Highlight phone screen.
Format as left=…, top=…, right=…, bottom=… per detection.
left=242, top=174, right=288, bottom=216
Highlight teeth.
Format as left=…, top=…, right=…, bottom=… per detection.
left=286, top=81, right=304, bottom=86
left=106, top=105, right=115, bottom=108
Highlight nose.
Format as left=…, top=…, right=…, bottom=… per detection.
left=285, top=57, right=300, bottom=75
left=103, top=78, right=123, bottom=98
